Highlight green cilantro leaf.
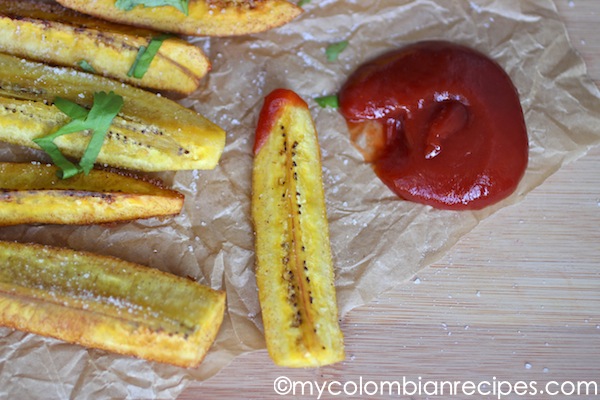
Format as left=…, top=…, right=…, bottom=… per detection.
left=33, top=136, right=81, bottom=179
left=297, top=0, right=311, bottom=6
left=315, top=95, right=339, bottom=109
left=127, top=34, right=172, bottom=79
left=115, top=0, right=189, bottom=15
left=326, top=40, right=349, bottom=62
left=78, top=92, right=124, bottom=174
left=34, top=91, right=124, bottom=179
left=54, top=97, right=89, bottom=120
left=78, top=60, right=96, bottom=73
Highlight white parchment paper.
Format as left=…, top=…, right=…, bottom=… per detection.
left=1, top=0, right=600, bottom=398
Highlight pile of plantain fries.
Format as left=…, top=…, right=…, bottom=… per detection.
left=0, top=0, right=301, bottom=368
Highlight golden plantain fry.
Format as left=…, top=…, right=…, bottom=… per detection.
left=0, top=53, right=225, bottom=172
left=0, top=162, right=184, bottom=226
left=0, top=240, right=226, bottom=368
left=55, top=0, right=302, bottom=37
left=0, top=0, right=210, bottom=97
left=251, top=89, right=345, bottom=367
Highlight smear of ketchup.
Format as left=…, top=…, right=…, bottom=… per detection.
left=253, top=88, right=308, bottom=155
left=339, top=41, right=528, bottom=210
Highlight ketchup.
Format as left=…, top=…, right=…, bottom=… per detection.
left=339, top=41, right=528, bottom=210
left=253, top=89, right=307, bottom=155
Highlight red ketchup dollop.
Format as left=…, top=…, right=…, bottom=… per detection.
left=339, top=41, right=528, bottom=210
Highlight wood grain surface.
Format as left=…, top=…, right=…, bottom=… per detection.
left=180, top=1, right=600, bottom=398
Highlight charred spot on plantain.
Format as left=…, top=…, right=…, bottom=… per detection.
left=0, top=83, right=46, bottom=96
left=0, top=104, right=26, bottom=115
left=117, top=121, right=164, bottom=137
left=288, top=287, right=296, bottom=301
left=62, top=190, right=116, bottom=204
left=0, top=190, right=13, bottom=201
left=95, top=32, right=117, bottom=47
left=139, top=127, right=164, bottom=136
left=106, top=131, right=152, bottom=149
left=6, top=13, right=24, bottom=21
left=281, top=255, right=303, bottom=327
left=99, top=193, right=116, bottom=204
left=208, top=0, right=265, bottom=9
left=288, top=292, right=302, bottom=328
left=296, top=310, right=303, bottom=325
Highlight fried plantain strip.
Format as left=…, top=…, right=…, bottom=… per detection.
left=0, top=0, right=210, bottom=97
left=56, top=0, right=302, bottom=37
left=0, top=162, right=184, bottom=226
left=252, top=89, right=344, bottom=367
left=0, top=240, right=226, bottom=368
left=0, top=53, right=225, bottom=172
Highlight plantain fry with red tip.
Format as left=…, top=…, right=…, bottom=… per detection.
left=251, top=89, right=344, bottom=367
left=0, top=0, right=210, bottom=97
left=55, top=0, right=302, bottom=37
left=0, top=240, right=226, bottom=368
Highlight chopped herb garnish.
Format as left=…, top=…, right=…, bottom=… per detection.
left=326, top=40, right=349, bottom=62
left=115, top=0, right=189, bottom=15
left=315, top=95, right=339, bottom=109
left=78, top=60, right=96, bottom=73
left=127, top=33, right=172, bottom=79
left=297, top=0, right=311, bottom=6
left=33, top=91, right=124, bottom=179
left=55, top=97, right=89, bottom=120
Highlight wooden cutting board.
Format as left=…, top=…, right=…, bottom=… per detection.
left=181, top=1, right=600, bottom=398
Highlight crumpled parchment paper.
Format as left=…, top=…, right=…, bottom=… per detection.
left=1, top=0, right=600, bottom=398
